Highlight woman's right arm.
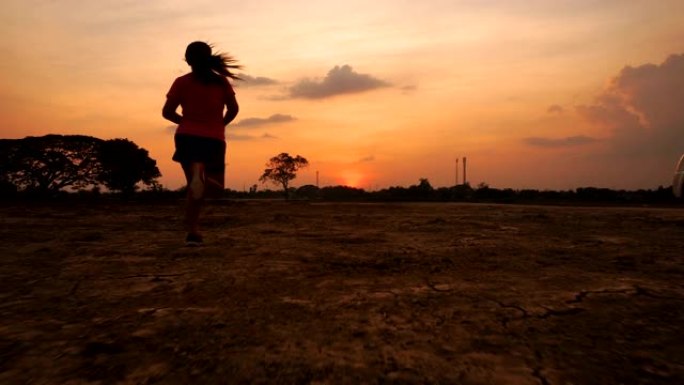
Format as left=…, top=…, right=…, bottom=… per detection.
left=162, top=98, right=182, bottom=125
left=223, top=94, right=239, bottom=126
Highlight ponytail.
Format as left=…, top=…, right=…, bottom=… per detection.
left=210, top=53, right=242, bottom=80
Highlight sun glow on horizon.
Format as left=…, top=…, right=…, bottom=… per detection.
left=339, top=170, right=366, bottom=189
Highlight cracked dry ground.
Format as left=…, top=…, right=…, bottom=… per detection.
left=1, top=201, right=684, bottom=384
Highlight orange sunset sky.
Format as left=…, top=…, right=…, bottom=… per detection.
left=2, top=0, right=684, bottom=191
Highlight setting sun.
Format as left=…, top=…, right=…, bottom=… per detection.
left=339, top=170, right=366, bottom=188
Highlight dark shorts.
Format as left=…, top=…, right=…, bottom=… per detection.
left=173, top=134, right=226, bottom=197
left=172, top=134, right=226, bottom=171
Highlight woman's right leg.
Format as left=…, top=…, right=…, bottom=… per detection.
left=182, top=162, right=205, bottom=237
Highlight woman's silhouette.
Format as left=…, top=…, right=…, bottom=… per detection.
left=163, top=41, right=240, bottom=246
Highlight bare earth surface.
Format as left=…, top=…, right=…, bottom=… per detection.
left=1, top=200, right=684, bottom=384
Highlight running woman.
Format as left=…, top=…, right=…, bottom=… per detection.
left=163, top=41, right=240, bottom=246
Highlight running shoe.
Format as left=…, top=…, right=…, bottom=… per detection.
left=185, top=232, right=204, bottom=247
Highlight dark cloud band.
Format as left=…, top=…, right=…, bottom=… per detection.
left=524, top=135, right=598, bottom=148
left=288, top=65, right=389, bottom=99
left=233, top=114, right=296, bottom=128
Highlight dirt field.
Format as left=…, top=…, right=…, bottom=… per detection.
left=1, top=200, right=683, bottom=384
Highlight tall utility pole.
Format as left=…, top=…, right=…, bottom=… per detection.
left=455, top=158, right=459, bottom=186
left=316, top=170, right=319, bottom=188
left=463, top=157, right=467, bottom=185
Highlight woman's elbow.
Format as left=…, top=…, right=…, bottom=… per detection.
left=228, top=100, right=239, bottom=114
left=162, top=106, right=175, bottom=122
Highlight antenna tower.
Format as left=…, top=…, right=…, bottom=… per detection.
left=455, top=158, right=459, bottom=186
left=463, top=157, right=467, bottom=185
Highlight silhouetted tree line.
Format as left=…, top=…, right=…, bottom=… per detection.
left=225, top=178, right=678, bottom=206
left=0, top=135, right=161, bottom=198
left=1, top=138, right=678, bottom=206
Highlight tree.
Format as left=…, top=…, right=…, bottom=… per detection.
left=0, top=135, right=103, bottom=194
left=416, top=178, right=434, bottom=192
left=405, top=178, right=435, bottom=200
left=0, top=135, right=161, bottom=196
left=259, top=153, right=308, bottom=199
left=97, top=138, right=161, bottom=195
left=296, top=184, right=320, bottom=200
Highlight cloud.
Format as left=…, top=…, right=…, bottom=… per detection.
left=524, top=135, right=598, bottom=148
left=577, top=53, right=684, bottom=158
left=226, top=133, right=253, bottom=141
left=547, top=104, right=564, bottom=114
left=235, top=74, right=279, bottom=87
left=227, top=132, right=278, bottom=141
left=165, top=114, right=289, bottom=138
left=288, top=65, right=390, bottom=99
left=358, top=155, right=375, bottom=162
left=233, top=114, right=296, bottom=128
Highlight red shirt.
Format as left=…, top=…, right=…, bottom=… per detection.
left=166, top=73, right=235, bottom=141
